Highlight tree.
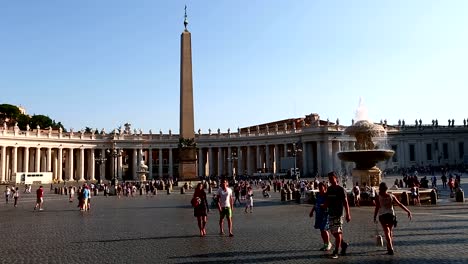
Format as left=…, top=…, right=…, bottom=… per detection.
left=0, top=104, right=21, bottom=125
left=17, top=114, right=31, bottom=130
left=30, top=115, right=54, bottom=129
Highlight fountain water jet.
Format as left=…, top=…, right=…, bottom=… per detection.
left=337, top=99, right=394, bottom=187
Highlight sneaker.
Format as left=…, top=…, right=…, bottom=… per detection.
left=39, top=208, right=44, bottom=211
left=387, top=249, right=394, bottom=255
left=330, top=251, right=339, bottom=259
left=340, top=242, right=348, bottom=256
left=320, top=243, right=332, bottom=251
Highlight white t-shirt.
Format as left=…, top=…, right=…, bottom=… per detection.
left=217, top=187, right=233, bottom=208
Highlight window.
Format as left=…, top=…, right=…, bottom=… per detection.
left=391, top=145, right=398, bottom=162
left=426, top=144, right=432, bottom=161
left=443, top=143, right=449, bottom=159
left=409, top=144, right=415, bottom=162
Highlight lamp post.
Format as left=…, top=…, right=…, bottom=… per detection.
left=288, top=142, right=302, bottom=181
left=94, top=152, right=107, bottom=183
left=227, top=151, right=238, bottom=182
left=107, top=143, right=123, bottom=184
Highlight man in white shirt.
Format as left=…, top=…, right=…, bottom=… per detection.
left=217, top=179, right=234, bottom=237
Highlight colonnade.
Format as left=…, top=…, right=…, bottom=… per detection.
left=0, top=140, right=345, bottom=183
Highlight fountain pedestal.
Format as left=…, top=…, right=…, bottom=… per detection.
left=352, top=167, right=381, bottom=188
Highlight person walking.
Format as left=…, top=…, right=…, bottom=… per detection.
left=245, top=186, right=254, bottom=213
left=309, top=182, right=331, bottom=251
left=13, top=187, right=19, bottom=207
left=193, top=183, right=209, bottom=236
left=5, top=186, right=11, bottom=204
left=217, top=179, right=234, bottom=237
left=34, top=186, right=44, bottom=211
left=373, top=182, right=412, bottom=255
left=324, top=171, right=351, bottom=259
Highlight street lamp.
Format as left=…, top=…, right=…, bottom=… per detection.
left=107, top=143, right=123, bottom=184
left=288, top=142, right=302, bottom=181
left=94, top=152, right=107, bottom=183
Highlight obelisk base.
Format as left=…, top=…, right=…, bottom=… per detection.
left=352, top=167, right=381, bottom=187
left=179, top=161, right=197, bottom=181
left=178, top=148, right=198, bottom=181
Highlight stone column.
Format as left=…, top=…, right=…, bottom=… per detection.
left=247, top=146, right=252, bottom=175
left=158, top=148, right=163, bottom=178
left=316, top=142, right=322, bottom=176
left=265, top=145, right=270, bottom=173
left=148, top=148, right=153, bottom=180
left=217, top=147, right=223, bottom=177
left=0, top=146, right=6, bottom=182
left=57, top=148, right=63, bottom=181
left=11, top=146, right=18, bottom=181
left=227, top=146, right=232, bottom=177
left=302, top=142, right=308, bottom=177
left=89, top=149, right=95, bottom=181
left=198, top=147, right=204, bottom=177
left=24, top=147, right=30, bottom=173
left=100, top=149, right=105, bottom=181
left=274, top=145, right=280, bottom=174
left=47, top=148, right=52, bottom=172
left=208, top=147, right=213, bottom=177
left=78, top=148, right=84, bottom=181
left=283, top=143, right=288, bottom=158
left=35, top=147, right=41, bottom=172
left=118, top=154, right=123, bottom=180
left=132, top=149, right=137, bottom=180
left=237, top=147, right=243, bottom=177
left=168, top=148, right=173, bottom=178
left=256, top=146, right=261, bottom=172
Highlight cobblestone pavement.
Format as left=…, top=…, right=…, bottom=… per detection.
left=0, top=175, right=467, bottom=264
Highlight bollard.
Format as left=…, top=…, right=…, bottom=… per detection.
left=54, top=187, right=58, bottom=194
left=295, top=190, right=301, bottom=204
left=430, top=190, right=437, bottom=205
left=456, top=189, right=465, bottom=202
left=280, top=189, right=286, bottom=202
left=167, top=188, right=171, bottom=195
left=401, top=191, right=409, bottom=206
left=181, top=187, right=185, bottom=194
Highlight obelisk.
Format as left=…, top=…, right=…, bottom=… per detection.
left=178, top=6, right=197, bottom=180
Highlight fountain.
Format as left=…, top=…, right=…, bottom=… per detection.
left=337, top=99, right=394, bottom=187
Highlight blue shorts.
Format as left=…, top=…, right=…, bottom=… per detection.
left=314, top=212, right=329, bottom=231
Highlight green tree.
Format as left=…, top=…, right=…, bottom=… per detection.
left=30, top=115, right=54, bottom=129
left=17, top=114, right=31, bottom=130
left=0, top=104, right=21, bottom=125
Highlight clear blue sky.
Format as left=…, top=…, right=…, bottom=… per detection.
left=1, top=1, right=467, bottom=133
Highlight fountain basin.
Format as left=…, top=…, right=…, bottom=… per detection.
left=337, top=150, right=394, bottom=170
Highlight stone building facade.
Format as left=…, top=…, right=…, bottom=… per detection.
left=1, top=118, right=467, bottom=184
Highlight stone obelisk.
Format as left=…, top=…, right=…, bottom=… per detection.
left=178, top=6, right=197, bottom=180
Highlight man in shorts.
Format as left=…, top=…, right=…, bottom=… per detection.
left=217, top=179, right=234, bottom=237
left=324, top=171, right=351, bottom=259
left=34, top=185, right=44, bottom=211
